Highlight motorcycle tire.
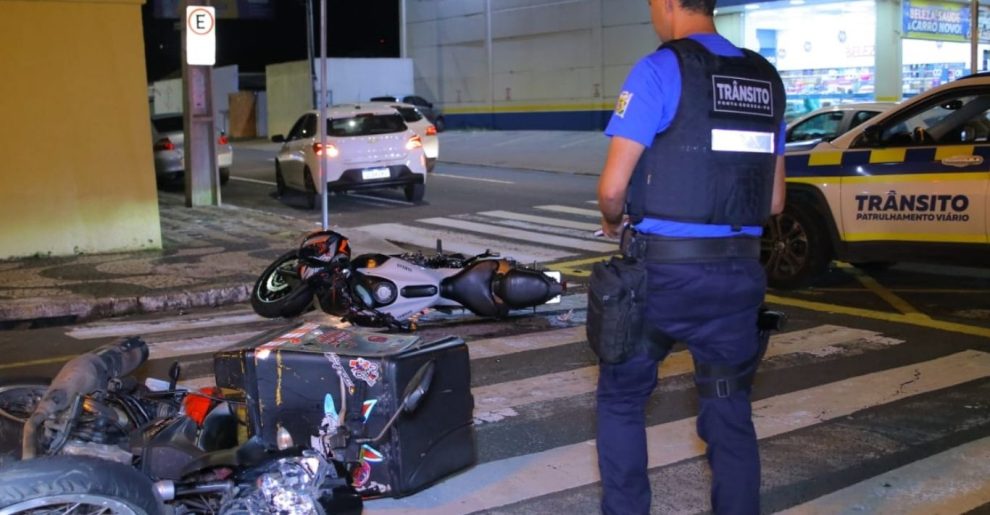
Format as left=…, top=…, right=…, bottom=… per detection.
left=0, top=455, right=165, bottom=515
left=251, top=250, right=315, bottom=319
left=0, top=380, right=48, bottom=467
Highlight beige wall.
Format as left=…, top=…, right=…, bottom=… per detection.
left=0, top=0, right=161, bottom=259
left=266, top=60, right=314, bottom=138
left=407, top=0, right=655, bottom=115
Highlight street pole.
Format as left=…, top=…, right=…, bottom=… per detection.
left=181, top=1, right=220, bottom=207
left=399, top=0, right=407, bottom=58
left=972, top=0, right=980, bottom=74
left=306, top=0, right=317, bottom=109
left=486, top=0, right=494, bottom=126
left=319, top=0, right=329, bottom=229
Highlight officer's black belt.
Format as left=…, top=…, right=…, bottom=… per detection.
left=623, top=234, right=760, bottom=262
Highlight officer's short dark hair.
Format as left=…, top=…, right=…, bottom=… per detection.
left=680, top=0, right=716, bottom=15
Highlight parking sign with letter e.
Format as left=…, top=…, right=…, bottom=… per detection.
left=186, top=6, right=216, bottom=66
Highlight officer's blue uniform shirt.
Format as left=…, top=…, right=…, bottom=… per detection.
left=606, top=33, right=786, bottom=238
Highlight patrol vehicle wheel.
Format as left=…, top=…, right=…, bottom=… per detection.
left=761, top=204, right=829, bottom=289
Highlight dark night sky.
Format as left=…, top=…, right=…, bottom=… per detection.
left=142, top=1, right=399, bottom=82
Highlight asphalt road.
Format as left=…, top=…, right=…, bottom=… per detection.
left=220, top=137, right=990, bottom=330
left=2, top=135, right=987, bottom=513
left=0, top=292, right=988, bottom=513
left=222, top=145, right=600, bottom=229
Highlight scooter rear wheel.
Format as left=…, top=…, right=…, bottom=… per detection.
left=251, top=250, right=315, bottom=319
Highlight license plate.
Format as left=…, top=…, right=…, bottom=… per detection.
left=362, top=168, right=390, bottom=180
left=543, top=271, right=562, bottom=304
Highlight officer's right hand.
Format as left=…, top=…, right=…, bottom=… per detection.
left=599, top=216, right=627, bottom=239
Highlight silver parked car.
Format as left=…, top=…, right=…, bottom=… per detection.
left=151, top=113, right=233, bottom=186
left=364, top=102, right=439, bottom=172
left=271, top=105, right=428, bottom=209
left=370, top=95, right=446, bottom=132
left=785, top=102, right=895, bottom=153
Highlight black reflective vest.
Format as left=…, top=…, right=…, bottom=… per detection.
left=626, top=38, right=786, bottom=229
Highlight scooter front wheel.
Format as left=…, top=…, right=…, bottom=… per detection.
left=0, top=456, right=165, bottom=514
left=251, top=250, right=314, bottom=319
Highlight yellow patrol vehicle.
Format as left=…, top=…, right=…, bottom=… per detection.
left=762, top=74, right=990, bottom=289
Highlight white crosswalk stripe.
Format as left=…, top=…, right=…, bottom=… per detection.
left=471, top=325, right=903, bottom=423
left=417, top=217, right=615, bottom=253
left=66, top=310, right=265, bottom=340
left=358, top=222, right=574, bottom=263
left=351, top=204, right=615, bottom=265
left=366, top=351, right=990, bottom=514
left=534, top=204, right=603, bottom=217
left=26, top=298, right=990, bottom=514
left=779, top=436, right=990, bottom=514
left=477, top=210, right=601, bottom=231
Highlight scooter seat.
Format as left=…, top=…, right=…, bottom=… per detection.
left=439, top=260, right=504, bottom=318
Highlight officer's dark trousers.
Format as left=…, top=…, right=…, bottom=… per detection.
left=596, top=259, right=766, bottom=515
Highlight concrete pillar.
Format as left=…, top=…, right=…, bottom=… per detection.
left=875, top=0, right=903, bottom=102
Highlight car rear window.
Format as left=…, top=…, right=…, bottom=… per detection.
left=395, top=107, right=423, bottom=123
left=328, top=114, right=406, bottom=136
left=152, top=116, right=184, bottom=132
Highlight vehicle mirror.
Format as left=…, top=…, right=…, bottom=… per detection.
left=271, top=134, right=285, bottom=143
left=861, top=125, right=881, bottom=145
left=401, top=360, right=436, bottom=413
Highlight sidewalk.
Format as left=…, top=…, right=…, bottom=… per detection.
left=0, top=130, right=606, bottom=327
left=0, top=192, right=404, bottom=327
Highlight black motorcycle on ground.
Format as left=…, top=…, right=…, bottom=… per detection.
left=251, top=230, right=565, bottom=330
left=0, top=331, right=451, bottom=515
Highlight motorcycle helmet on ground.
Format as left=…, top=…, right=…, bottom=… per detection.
left=299, top=230, right=351, bottom=265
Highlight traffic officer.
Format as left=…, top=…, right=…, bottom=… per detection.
left=594, top=0, right=786, bottom=513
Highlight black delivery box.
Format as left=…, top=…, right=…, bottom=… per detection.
left=213, top=323, right=476, bottom=497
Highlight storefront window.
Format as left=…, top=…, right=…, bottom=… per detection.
left=901, top=1, right=990, bottom=96
left=742, top=0, right=876, bottom=120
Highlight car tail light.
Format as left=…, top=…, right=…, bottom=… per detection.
left=154, top=137, right=175, bottom=151
left=313, top=142, right=339, bottom=157
left=218, top=133, right=229, bottom=145
left=426, top=125, right=437, bottom=136
left=406, top=135, right=423, bottom=150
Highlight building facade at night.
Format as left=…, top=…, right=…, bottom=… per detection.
left=405, top=0, right=990, bottom=129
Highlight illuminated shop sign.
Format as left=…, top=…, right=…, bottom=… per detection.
left=901, top=0, right=990, bottom=42
left=902, top=0, right=971, bottom=42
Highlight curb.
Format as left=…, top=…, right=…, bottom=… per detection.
left=0, top=283, right=252, bottom=327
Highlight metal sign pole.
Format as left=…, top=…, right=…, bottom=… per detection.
left=307, top=0, right=317, bottom=110
left=319, top=0, right=329, bottom=230
left=972, top=0, right=980, bottom=73
left=181, top=1, right=220, bottom=207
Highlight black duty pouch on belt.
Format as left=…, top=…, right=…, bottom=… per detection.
left=586, top=255, right=647, bottom=364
